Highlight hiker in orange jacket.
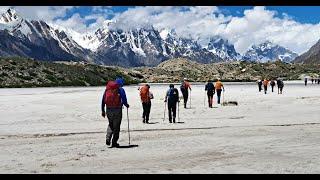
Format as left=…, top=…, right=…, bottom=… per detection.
left=139, top=84, right=154, bottom=124
left=263, top=79, right=269, bottom=94
left=215, top=78, right=225, bottom=104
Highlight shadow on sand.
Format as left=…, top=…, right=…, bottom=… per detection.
left=116, top=144, right=139, bottom=148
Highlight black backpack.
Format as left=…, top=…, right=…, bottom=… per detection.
left=206, top=82, right=214, bottom=91
left=168, top=88, right=179, bottom=102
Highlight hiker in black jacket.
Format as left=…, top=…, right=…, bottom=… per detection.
left=205, top=80, right=215, bottom=108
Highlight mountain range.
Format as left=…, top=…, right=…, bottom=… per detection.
left=0, top=8, right=317, bottom=67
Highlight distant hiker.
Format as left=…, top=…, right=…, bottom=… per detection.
left=311, top=77, right=314, bottom=84
left=257, top=79, right=262, bottom=92
left=263, top=79, right=269, bottom=94
left=318, top=78, right=320, bottom=85
left=277, top=78, right=284, bottom=94
left=180, top=78, right=192, bottom=108
left=101, top=77, right=129, bottom=148
left=205, top=80, right=215, bottom=108
left=164, top=84, right=179, bottom=123
left=139, top=84, right=154, bottom=124
left=304, top=77, right=308, bottom=86
left=270, top=80, right=276, bottom=92
left=214, top=78, right=224, bottom=104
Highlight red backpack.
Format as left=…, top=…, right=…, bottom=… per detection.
left=140, top=85, right=150, bottom=103
left=105, top=81, right=121, bottom=108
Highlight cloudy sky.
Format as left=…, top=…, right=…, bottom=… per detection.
left=1, top=6, right=320, bottom=54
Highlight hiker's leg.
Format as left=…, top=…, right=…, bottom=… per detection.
left=172, top=103, right=177, bottom=123
left=210, top=94, right=213, bottom=107
left=183, top=92, right=188, bottom=108
left=168, top=103, right=172, bottom=122
left=106, top=109, right=114, bottom=142
left=142, top=103, right=147, bottom=122
left=146, top=102, right=151, bottom=122
left=111, top=109, right=122, bottom=145
left=217, top=89, right=222, bottom=104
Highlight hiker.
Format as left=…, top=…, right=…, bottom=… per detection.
left=270, top=79, right=276, bottom=92
left=205, top=80, right=215, bottom=108
left=180, top=78, right=192, bottom=108
left=311, top=77, right=314, bottom=84
left=277, top=78, right=284, bottom=94
left=101, top=77, right=129, bottom=148
left=257, top=79, right=262, bottom=92
left=318, top=78, right=320, bottom=85
left=263, top=79, right=269, bottom=94
left=214, top=78, right=224, bottom=104
left=139, top=84, right=154, bottom=124
left=164, top=84, right=179, bottom=123
left=304, top=77, right=308, bottom=86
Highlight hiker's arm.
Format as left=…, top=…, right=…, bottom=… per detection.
left=119, top=88, right=129, bottom=108
left=101, top=91, right=106, bottom=118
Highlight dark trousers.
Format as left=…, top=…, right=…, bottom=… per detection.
left=216, top=89, right=222, bottom=104
left=305, top=81, right=307, bottom=86
left=258, top=85, right=262, bottom=92
left=106, top=108, right=122, bottom=145
left=182, top=91, right=188, bottom=108
left=264, top=85, right=268, bottom=94
left=278, top=86, right=283, bottom=94
left=271, top=85, right=275, bottom=92
left=168, top=101, right=177, bottom=123
left=142, top=102, right=151, bottom=123
left=207, top=92, right=214, bottom=107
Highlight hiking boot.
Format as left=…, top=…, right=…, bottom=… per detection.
left=169, top=120, right=172, bottom=123
left=111, top=143, right=120, bottom=148
left=173, top=118, right=176, bottom=123
left=106, top=139, right=111, bottom=146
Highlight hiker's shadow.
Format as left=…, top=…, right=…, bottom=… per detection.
left=176, top=121, right=185, bottom=124
left=147, top=122, right=158, bottom=124
left=116, top=144, right=139, bottom=149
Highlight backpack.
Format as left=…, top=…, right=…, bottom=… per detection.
left=180, top=82, right=186, bottom=92
left=168, top=88, right=179, bottom=102
left=140, top=85, right=150, bottom=103
left=105, top=81, right=121, bottom=108
left=206, top=82, right=214, bottom=91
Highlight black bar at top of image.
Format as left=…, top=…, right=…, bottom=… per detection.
left=0, top=0, right=320, bottom=6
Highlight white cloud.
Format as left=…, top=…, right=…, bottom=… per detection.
left=1, top=6, right=320, bottom=55
left=111, top=6, right=320, bottom=54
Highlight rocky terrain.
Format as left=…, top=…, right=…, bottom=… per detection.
left=0, top=57, right=141, bottom=88
left=294, top=39, right=320, bottom=64
left=132, top=58, right=320, bottom=83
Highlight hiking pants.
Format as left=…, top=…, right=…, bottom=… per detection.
left=264, top=85, right=267, bottom=94
left=278, top=86, right=283, bottom=94
left=167, top=101, right=177, bottom=122
left=142, top=102, right=151, bottom=122
left=207, top=91, right=214, bottom=107
left=216, top=89, right=222, bottom=104
left=182, top=91, right=188, bottom=108
left=305, top=80, right=307, bottom=86
left=106, top=108, right=122, bottom=144
left=258, top=84, right=262, bottom=92
left=271, top=85, right=275, bottom=92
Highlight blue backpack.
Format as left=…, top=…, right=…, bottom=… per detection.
left=168, top=88, right=178, bottom=102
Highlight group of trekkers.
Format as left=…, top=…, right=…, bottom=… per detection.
left=257, top=78, right=284, bottom=94
left=101, top=77, right=225, bottom=147
left=304, top=77, right=320, bottom=86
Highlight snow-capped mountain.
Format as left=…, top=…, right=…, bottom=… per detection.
left=0, top=8, right=302, bottom=67
left=207, top=36, right=241, bottom=61
left=0, top=8, right=96, bottom=62
left=91, top=26, right=222, bottom=66
left=243, top=41, right=298, bottom=63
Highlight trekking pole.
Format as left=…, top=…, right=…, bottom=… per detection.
left=126, top=108, right=131, bottom=145
left=204, top=91, right=206, bottom=108
left=163, top=101, right=166, bottom=122
left=189, top=89, right=191, bottom=109
left=178, top=101, right=180, bottom=122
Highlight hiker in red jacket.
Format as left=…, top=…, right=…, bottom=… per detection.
left=101, top=77, right=129, bottom=148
